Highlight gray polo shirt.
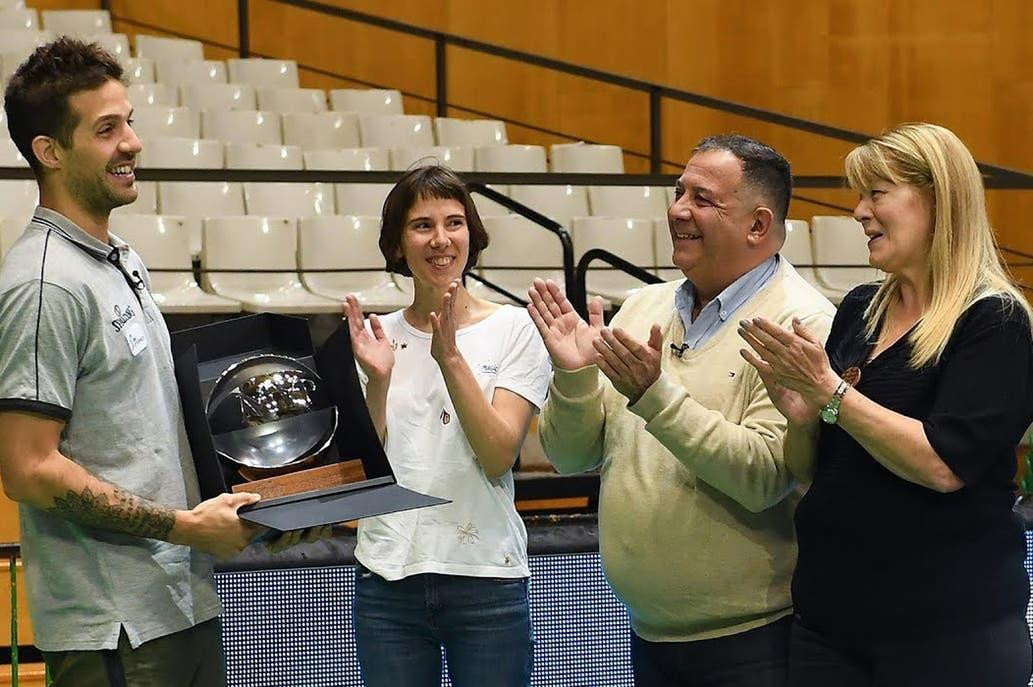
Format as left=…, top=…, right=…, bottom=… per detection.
left=0, top=207, right=220, bottom=651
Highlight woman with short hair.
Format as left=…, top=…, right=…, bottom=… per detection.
left=344, top=165, right=550, bottom=687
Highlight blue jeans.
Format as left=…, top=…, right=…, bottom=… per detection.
left=353, top=565, right=534, bottom=687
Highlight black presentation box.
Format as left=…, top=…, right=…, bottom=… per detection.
left=170, top=313, right=447, bottom=532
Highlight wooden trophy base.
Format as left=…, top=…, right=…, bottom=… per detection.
left=231, top=459, right=368, bottom=500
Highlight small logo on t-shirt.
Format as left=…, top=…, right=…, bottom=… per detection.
left=728, top=371, right=736, bottom=378
left=440, top=409, right=451, bottom=425
left=390, top=339, right=408, bottom=352
left=110, top=304, right=136, bottom=332
left=456, top=522, right=480, bottom=545
left=479, top=363, right=499, bottom=375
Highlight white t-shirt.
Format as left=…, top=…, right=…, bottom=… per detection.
left=355, top=304, right=552, bottom=580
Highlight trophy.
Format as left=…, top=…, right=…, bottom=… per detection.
left=171, top=313, right=447, bottom=532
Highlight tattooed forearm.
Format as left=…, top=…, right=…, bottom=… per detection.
left=46, top=484, right=176, bottom=540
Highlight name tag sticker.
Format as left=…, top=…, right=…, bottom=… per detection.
left=123, top=320, right=148, bottom=356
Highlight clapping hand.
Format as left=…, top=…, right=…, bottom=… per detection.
left=429, top=281, right=461, bottom=365
left=593, top=324, right=664, bottom=405
left=526, top=278, right=605, bottom=371
left=738, top=317, right=838, bottom=426
left=344, top=294, right=394, bottom=382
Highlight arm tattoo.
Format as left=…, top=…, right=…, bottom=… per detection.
left=46, top=484, right=176, bottom=540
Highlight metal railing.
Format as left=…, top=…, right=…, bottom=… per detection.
left=2, top=543, right=20, bottom=686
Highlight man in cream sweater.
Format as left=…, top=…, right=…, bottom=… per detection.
left=527, top=135, right=835, bottom=687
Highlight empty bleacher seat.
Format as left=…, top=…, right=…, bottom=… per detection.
left=473, top=144, right=548, bottom=218
left=243, top=181, right=334, bottom=218
left=329, top=88, right=403, bottom=115
left=224, top=142, right=303, bottom=169
left=549, top=142, right=624, bottom=173
left=0, top=177, right=37, bottom=229
left=108, top=214, right=241, bottom=314
left=434, top=117, right=507, bottom=147
left=283, top=112, right=361, bottom=150
left=780, top=219, right=824, bottom=294
left=41, top=9, right=111, bottom=35
left=201, top=110, right=282, bottom=145
left=474, top=144, right=547, bottom=173
left=227, top=58, right=299, bottom=89
left=652, top=218, right=683, bottom=282
left=130, top=106, right=200, bottom=140
left=123, top=57, right=155, bottom=84
left=138, top=137, right=223, bottom=168
left=158, top=180, right=245, bottom=257
left=359, top=114, right=434, bottom=148
left=810, top=215, right=881, bottom=302
left=110, top=181, right=158, bottom=218
left=303, top=147, right=392, bottom=217
left=84, top=33, right=130, bottom=62
left=0, top=7, right=36, bottom=30
left=572, top=216, right=655, bottom=303
left=201, top=215, right=340, bottom=313
left=588, top=186, right=667, bottom=220
left=298, top=215, right=410, bottom=311
left=257, top=87, right=327, bottom=113
left=390, top=146, right=474, bottom=172
left=478, top=214, right=566, bottom=304
left=0, top=216, right=23, bottom=257
left=0, top=137, right=27, bottom=166
left=509, top=184, right=589, bottom=228
left=127, top=82, right=178, bottom=107
left=180, top=83, right=257, bottom=112
left=302, top=147, right=389, bottom=171
left=155, top=59, right=227, bottom=87
left=0, top=29, right=52, bottom=60
left=134, top=35, right=203, bottom=62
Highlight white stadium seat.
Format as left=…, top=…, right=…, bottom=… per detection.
left=227, top=58, right=299, bottom=89
left=572, top=216, right=655, bottom=304
left=298, top=215, right=410, bottom=311
left=434, top=117, right=507, bottom=147
left=41, top=9, right=111, bottom=35
left=202, top=215, right=340, bottom=313
left=329, top=88, right=403, bottom=115
left=359, top=114, right=434, bottom=148
left=108, top=214, right=241, bottom=314
left=282, top=112, right=361, bottom=150
left=134, top=35, right=203, bottom=62
left=201, top=110, right=282, bottom=145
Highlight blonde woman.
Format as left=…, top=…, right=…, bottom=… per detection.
left=738, top=123, right=1033, bottom=686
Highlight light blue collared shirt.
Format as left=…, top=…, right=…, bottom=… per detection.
left=675, top=255, right=779, bottom=350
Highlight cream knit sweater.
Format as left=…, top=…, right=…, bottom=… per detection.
left=540, top=260, right=835, bottom=641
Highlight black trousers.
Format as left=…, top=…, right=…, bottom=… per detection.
left=43, top=617, right=226, bottom=687
left=632, top=616, right=792, bottom=687
left=788, top=614, right=1033, bottom=687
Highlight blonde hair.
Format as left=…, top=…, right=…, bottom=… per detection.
left=844, top=123, right=1033, bottom=368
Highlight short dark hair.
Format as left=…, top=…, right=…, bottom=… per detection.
left=693, top=134, right=792, bottom=223
left=379, top=165, right=490, bottom=276
left=4, top=37, right=125, bottom=175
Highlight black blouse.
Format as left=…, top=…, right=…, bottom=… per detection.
left=793, top=284, right=1033, bottom=638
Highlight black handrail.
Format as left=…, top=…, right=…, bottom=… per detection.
left=575, top=249, right=663, bottom=319
left=466, top=182, right=581, bottom=308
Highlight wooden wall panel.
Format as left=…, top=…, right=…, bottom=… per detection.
left=102, top=0, right=1033, bottom=278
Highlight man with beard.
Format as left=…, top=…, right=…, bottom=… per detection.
left=0, top=38, right=292, bottom=686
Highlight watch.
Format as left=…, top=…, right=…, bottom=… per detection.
left=819, top=379, right=849, bottom=425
